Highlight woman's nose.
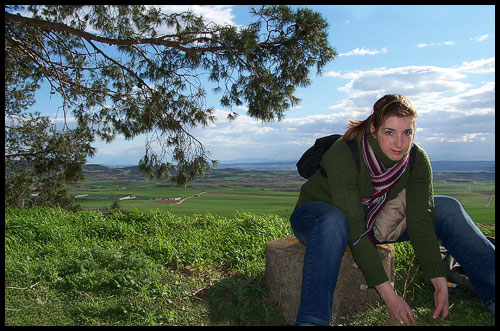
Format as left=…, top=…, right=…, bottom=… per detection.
left=394, top=135, right=403, bottom=147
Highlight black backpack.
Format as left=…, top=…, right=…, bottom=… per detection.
left=296, top=134, right=416, bottom=179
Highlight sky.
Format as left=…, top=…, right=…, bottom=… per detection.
left=26, top=5, right=495, bottom=165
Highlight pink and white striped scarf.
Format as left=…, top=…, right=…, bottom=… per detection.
left=353, top=131, right=410, bottom=245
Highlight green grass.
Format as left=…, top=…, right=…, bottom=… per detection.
left=164, top=193, right=297, bottom=219
left=5, top=207, right=292, bottom=326
left=5, top=207, right=494, bottom=326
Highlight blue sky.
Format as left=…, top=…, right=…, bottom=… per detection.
left=26, top=5, right=495, bottom=164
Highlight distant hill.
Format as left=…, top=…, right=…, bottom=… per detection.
left=217, top=160, right=495, bottom=172
left=90, top=160, right=494, bottom=174
left=430, top=161, right=495, bottom=172
left=218, top=161, right=297, bottom=171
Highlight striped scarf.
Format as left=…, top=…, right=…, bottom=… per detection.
left=353, top=131, right=410, bottom=245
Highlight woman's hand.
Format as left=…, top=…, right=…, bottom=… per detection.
left=430, top=277, right=449, bottom=319
left=375, top=281, right=415, bottom=325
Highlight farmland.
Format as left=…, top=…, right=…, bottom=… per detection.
left=68, top=165, right=302, bottom=219
left=67, top=164, right=495, bottom=224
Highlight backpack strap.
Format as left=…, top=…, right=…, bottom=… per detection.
left=346, top=138, right=360, bottom=172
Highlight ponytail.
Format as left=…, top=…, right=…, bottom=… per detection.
left=343, top=116, right=372, bottom=141
left=342, top=94, right=417, bottom=141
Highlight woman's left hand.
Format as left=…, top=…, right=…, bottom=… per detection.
left=430, top=277, right=449, bottom=319
left=375, top=281, right=415, bottom=325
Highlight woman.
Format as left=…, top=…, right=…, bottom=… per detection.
left=290, top=94, right=495, bottom=326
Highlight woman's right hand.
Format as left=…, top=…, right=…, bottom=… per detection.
left=375, top=281, right=415, bottom=325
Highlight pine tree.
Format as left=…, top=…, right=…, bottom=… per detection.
left=5, top=5, right=336, bottom=208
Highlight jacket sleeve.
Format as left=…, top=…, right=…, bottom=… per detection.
left=322, top=140, right=390, bottom=287
left=405, top=146, right=447, bottom=281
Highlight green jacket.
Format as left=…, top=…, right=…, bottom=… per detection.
left=296, top=132, right=447, bottom=287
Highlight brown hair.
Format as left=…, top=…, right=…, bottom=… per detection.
left=343, top=94, right=417, bottom=141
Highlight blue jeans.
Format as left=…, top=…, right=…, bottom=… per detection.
left=289, top=196, right=495, bottom=326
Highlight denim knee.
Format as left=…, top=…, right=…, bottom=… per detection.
left=435, top=195, right=462, bottom=210
left=434, top=195, right=466, bottom=234
left=290, top=201, right=349, bottom=247
left=316, top=207, right=349, bottom=243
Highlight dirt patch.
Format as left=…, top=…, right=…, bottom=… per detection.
left=206, top=191, right=297, bottom=197
left=474, top=190, right=495, bottom=195
left=154, top=199, right=183, bottom=204
left=153, top=192, right=206, bottom=204
left=486, top=195, right=494, bottom=208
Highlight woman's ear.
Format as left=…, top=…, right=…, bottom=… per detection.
left=370, top=122, right=376, bottom=139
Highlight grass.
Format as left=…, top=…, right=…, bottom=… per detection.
left=5, top=206, right=495, bottom=326
left=5, top=207, right=291, bottom=326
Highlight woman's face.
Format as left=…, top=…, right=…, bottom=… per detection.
left=370, top=116, right=415, bottom=161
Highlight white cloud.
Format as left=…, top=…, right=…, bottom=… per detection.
left=457, top=57, right=495, bottom=74
left=338, top=47, right=388, bottom=57
left=155, top=5, right=236, bottom=27
left=422, top=132, right=489, bottom=143
left=472, top=34, right=489, bottom=42
left=416, top=40, right=455, bottom=48
left=328, top=65, right=470, bottom=102
left=324, top=71, right=344, bottom=78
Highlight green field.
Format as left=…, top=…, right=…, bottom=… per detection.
left=67, top=165, right=495, bottom=224
left=68, top=166, right=302, bottom=219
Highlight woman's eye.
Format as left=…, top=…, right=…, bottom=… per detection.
left=404, top=130, right=412, bottom=136
left=385, top=130, right=394, bottom=136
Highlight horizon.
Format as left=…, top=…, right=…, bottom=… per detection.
left=87, top=159, right=496, bottom=168
left=21, top=5, right=495, bottom=165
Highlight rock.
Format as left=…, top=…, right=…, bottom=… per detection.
left=265, top=236, right=394, bottom=324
